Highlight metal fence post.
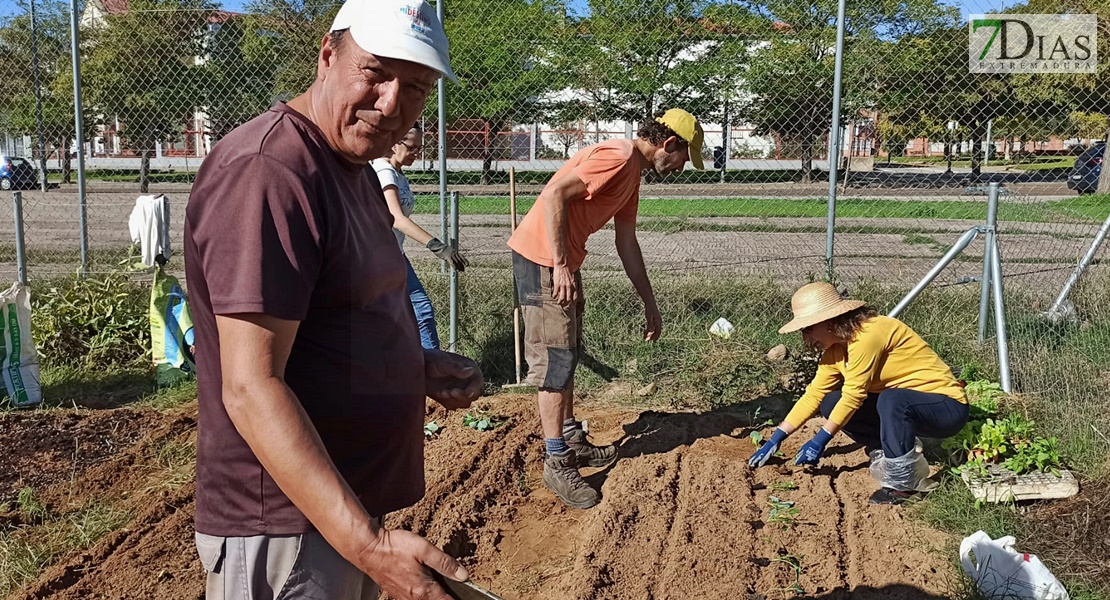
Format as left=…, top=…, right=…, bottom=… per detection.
left=824, top=0, right=848, bottom=281
left=69, top=0, right=89, bottom=275
left=887, top=227, right=981, bottom=319
left=13, top=192, right=27, bottom=286
left=437, top=0, right=448, bottom=275
left=448, top=191, right=459, bottom=352
left=990, top=238, right=1012, bottom=393
left=978, top=182, right=1000, bottom=342
left=1046, top=211, right=1110, bottom=320
left=31, top=0, right=48, bottom=192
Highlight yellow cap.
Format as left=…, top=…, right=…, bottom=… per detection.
left=655, top=108, right=704, bottom=170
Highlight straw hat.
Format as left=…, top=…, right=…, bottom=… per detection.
left=778, top=282, right=866, bottom=334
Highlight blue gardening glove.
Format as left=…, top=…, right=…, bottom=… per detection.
left=748, top=428, right=789, bottom=468
left=794, top=428, right=834, bottom=466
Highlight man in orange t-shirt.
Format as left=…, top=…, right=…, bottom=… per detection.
left=507, top=108, right=704, bottom=509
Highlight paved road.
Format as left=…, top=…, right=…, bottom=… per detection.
left=0, top=177, right=1099, bottom=301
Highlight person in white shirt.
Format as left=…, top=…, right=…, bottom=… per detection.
left=371, top=124, right=467, bottom=349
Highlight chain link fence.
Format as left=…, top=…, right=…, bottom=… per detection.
left=0, top=0, right=1108, bottom=468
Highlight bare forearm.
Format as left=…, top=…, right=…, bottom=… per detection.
left=224, top=379, right=376, bottom=565
left=393, top=214, right=434, bottom=246
left=543, top=191, right=571, bottom=268
left=617, top=238, right=657, bottom=308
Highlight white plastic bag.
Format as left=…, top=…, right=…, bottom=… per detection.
left=709, top=317, right=735, bottom=338
left=869, top=439, right=931, bottom=492
left=960, top=531, right=1069, bottom=600
left=0, top=282, right=41, bottom=407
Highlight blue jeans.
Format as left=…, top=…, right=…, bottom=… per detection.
left=819, top=388, right=969, bottom=457
left=406, top=258, right=439, bottom=349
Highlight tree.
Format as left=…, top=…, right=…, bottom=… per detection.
left=243, top=0, right=336, bottom=101
left=555, top=0, right=751, bottom=128
left=444, top=0, right=564, bottom=184
left=83, top=0, right=214, bottom=192
left=1013, top=0, right=1110, bottom=192
left=550, top=122, right=584, bottom=158
left=740, top=0, right=955, bottom=183
left=0, top=0, right=90, bottom=182
left=202, top=14, right=283, bottom=143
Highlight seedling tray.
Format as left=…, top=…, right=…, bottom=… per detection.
left=960, top=464, right=1079, bottom=503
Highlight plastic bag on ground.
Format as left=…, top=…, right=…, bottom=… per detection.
left=869, top=439, right=931, bottom=492
left=150, top=265, right=195, bottom=388
left=960, top=531, right=1069, bottom=600
left=709, top=317, right=734, bottom=338
left=0, top=282, right=41, bottom=407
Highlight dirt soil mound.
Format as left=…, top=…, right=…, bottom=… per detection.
left=4, top=395, right=956, bottom=600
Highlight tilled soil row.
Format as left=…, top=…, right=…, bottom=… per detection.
left=4, top=396, right=954, bottom=600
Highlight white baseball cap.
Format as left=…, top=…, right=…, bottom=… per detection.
left=330, top=0, right=457, bottom=83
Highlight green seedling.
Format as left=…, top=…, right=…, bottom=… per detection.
left=750, top=431, right=764, bottom=446
left=772, top=552, right=805, bottom=594
left=767, top=496, right=800, bottom=528
left=423, top=421, right=442, bottom=437
left=945, top=390, right=1065, bottom=479
left=1002, top=436, right=1062, bottom=476
left=751, top=407, right=774, bottom=428
left=463, top=411, right=505, bottom=432
left=771, top=481, right=797, bottom=492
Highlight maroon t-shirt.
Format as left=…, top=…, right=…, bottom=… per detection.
left=185, top=103, right=426, bottom=536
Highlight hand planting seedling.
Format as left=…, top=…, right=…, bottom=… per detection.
left=767, top=495, right=800, bottom=528
left=463, top=410, right=506, bottom=432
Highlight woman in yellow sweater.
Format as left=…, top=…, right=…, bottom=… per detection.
left=748, top=282, right=969, bottom=505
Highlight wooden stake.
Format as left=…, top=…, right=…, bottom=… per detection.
left=510, top=167, right=522, bottom=385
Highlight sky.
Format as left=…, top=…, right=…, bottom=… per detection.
left=0, top=0, right=1027, bottom=24
left=175, top=0, right=1022, bottom=20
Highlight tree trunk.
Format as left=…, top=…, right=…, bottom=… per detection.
left=970, top=120, right=985, bottom=178
left=61, top=137, right=72, bottom=184
left=480, top=120, right=501, bottom=186
left=801, top=138, right=814, bottom=184
left=1004, top=136, right=1012, bottom=161
left=140, top=147, right=152, bottom=193
left=1097, top=128, right=1110, bottom=195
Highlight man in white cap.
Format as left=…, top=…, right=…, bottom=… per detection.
left=507, top=109, right=704, bottom=509
left=185, top=2, right=481, bottom=599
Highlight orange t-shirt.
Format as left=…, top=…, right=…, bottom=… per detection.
left=508, top=139, right=642, bottom=271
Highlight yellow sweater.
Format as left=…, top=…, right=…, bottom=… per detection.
left=784, top=315, right=967, bottom=429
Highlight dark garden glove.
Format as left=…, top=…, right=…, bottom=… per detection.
left=427, top=238, right=468, bottom=272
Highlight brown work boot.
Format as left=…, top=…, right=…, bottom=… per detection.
left=565, top=428, right=618, bottom=468
left=543, top=451, right=600, bottom=509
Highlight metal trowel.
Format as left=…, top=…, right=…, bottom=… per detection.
left=434, top=573, right=506, bottom=600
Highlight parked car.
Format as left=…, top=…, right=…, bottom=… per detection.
left=0, top=156, right=39, bottom=191
left=1068, top=141, right=1104, bottom=195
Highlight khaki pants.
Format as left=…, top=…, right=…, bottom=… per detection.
left=512, top=251, right=584, bottom=390
left=196, top=519, right=382, bottom=600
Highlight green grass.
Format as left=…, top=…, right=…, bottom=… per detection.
left=0, top=497, right=129, bottom=596
left=915, top=476, right=1109, bottom=600
left=415, top=195, right=1110, bottom=223
left=83, top=169, right=196, bottom=184
left=1013, top=159, right=1075, bottom=171
left=403, top=168, right=802, bottom=186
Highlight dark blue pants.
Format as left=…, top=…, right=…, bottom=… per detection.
left=405, top=257, right=439, bottom=350
left=819, top=388, right=969, bottom=457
